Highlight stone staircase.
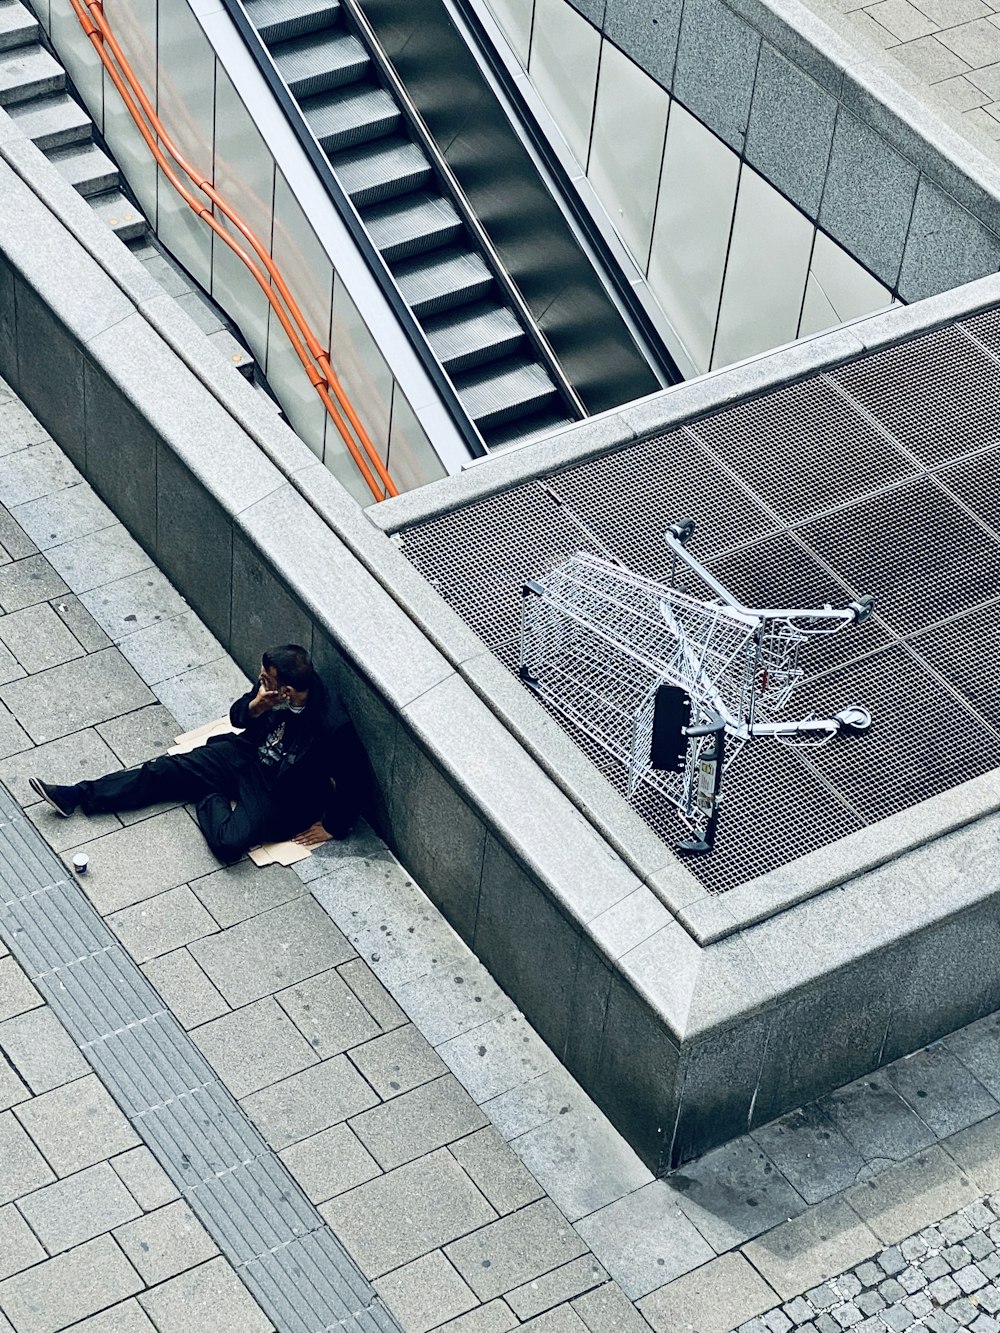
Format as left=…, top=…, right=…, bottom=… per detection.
left=0, top=0, right=257, bottom=381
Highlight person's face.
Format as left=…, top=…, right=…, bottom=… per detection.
left=258, top=664, right=290, bottom=700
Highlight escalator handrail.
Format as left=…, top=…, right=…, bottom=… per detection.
left=220, top=0, right=489, bottom=460
left=70, top=0, right=398, bottom=501
left=336, top=0, right=587, bottom=421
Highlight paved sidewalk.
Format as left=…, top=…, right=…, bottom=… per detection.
left=801, top=0, right=1000, bottom=155
left=4, top=374, right=1000, bottom=1333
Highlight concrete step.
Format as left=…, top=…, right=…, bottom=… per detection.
left=47, top=139, right=119, bottom=197
left=90, top=190, right=147, bottom=242
left=7, top=91, right=92, bottom=150
left=0, top=43, right=64, bottom=106
left=0, top=0, right=39, bottom=53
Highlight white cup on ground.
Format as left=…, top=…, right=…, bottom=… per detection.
left=72, top=853, right=89, bottom=875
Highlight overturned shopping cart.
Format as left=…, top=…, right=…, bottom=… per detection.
left=519, top=512, right=875, bottom=853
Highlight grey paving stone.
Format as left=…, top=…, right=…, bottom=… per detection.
left=665, top=1135, right=807, bottom=1252
left=0, top=725, right=121, bottom=806
left=351, top=1074, right=489, bottom=1170
left=637, top=1252, right=778, bottom=1333
left=449, top=1126, right=546, bottom=1216
left=0, top=1060, right=29, bottom=1113
left=484, top=1068, right=587, bottom=1142
left=505, top=1257, right=608, bottom=1321
left=946, top=1017, right=1000, bottom=1101
left=0, top=1203, right=44, bottom=1281
left=97, top=705, right=179, bottom=767
left=394, top=960, right=514, bottom=1046
left=67, top=1302, right=158, bottom=1332
left=374, top=1250, right=479, bottom=1333
left=0, top=704, right=30, bottom=761
left=27, top=801, right=122, bottom=852
left=0, top=601, right=84, bottom=673
left=445, top=1198, right=586, bottom=1301
left=0, top=1006, right=89, bottom=1093
left=277, top=966, right=381, bottom=1058
left=521, top=1310, right=590, bottom=1333
left=137, top=1256, right=273, bottom=1332
left=51, top=594, right=112, bottom=653
left=191, top=861, right=304, bottom=929
left=240, top=1050, right=378, bottom=1147
left=438, top=1011, right=558, bottom=1105
left=0, top=440, right=81, bottom=508
left=0, top=957, right=40, bottom=1024
left=846, top=1148, right=979, bottom=1245
left=752, top=1104, right=868, bottom=1205
left=108, top=885, right=218, bottom=963
left=114, top=1200, right=219, bottom=1283
left=348, top=1022, right=448, bottom=1099
left=110, top=1146, right=179, bottom=1212
left=743, top=1197, right=881, bottom=1303
left=818, top=1076, right=937, bottom=1164
left=279, top=1121, right=381, bottom=1203
left=575, top=1179, right=715, bottom=1300
left=433, top=1300, right=518, bottom=1333
left=0, top=503, right=38, bottom=560
left=70, top=807, right=222, bottom=915
left=0, top=398, right=48, bottom=455
left=155, top=657, right=252, bottom=731
left=0, top=641, right=23, bottom=686
left=192, top=996, right=318, bottom=1099
left=887, top=1046, right=1000, bottom=1139
left=45, top=525, right=153, bottom=595
left=16, top=1161, right=142, bottom=1254
left=0, top=1233, right=143, bottom=1333
left=0, top=647, right=154, bottom=743
left=118, top=612, right=225, bottom=685
left=337, top=957, right=407, bottom=1032
left=0, top=555, right=69, bottom=614
left=323, top=1148, right=498, bottom=1278
left=572, top=1282, right=652, bottom=1333
left=510, top=1102, right=654, bottom=1223
left=141, top=948, right=229, bottom=1029
left=79, top=567, right=190, bottom=640
left=938, top=15, right=1000, bottom=62
left=14, top=1073, right=140, bottom=1176
left=189, top=896, right=353, bottom=1006
left=10, top=482, right=116, bottom=551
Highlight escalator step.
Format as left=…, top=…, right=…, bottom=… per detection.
left=395, top=248, right=493, bottom=318
left=455, top=356, right=561, bottom=430
left=302, top=83, right=399, bottom=152
left=365, top=192, right=462, bottom=262
left=331, top=138, right=431, bottom=207
left=272, top=30, right=368, bottom=98
left=424, top=300, right=523, bottom=372
left=245, top=0, right=341, bottom=44
left=486, top=408, right=576, bottom=451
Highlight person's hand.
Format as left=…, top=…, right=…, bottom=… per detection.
left=292, top=821, right=333, bottom=847
left=248, top=682, right=282, bottom=718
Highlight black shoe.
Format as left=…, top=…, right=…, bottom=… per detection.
left=28, top=778, right=78, bottom=818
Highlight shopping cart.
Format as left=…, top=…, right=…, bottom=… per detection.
left=519, top=499, right=874, bottom=853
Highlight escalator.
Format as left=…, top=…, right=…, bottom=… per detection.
left=238, top=0, right=676, bottom=452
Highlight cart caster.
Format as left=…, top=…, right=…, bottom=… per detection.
left=669, top=518, right=696, bottom=546
left=835, top=705, right=872, bottom=734
left=677, top=836, right=713, bottom=855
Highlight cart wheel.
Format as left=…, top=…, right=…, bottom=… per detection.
left=835, top=705, right=872, bottom=734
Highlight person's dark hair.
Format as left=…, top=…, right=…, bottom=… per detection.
left=263, top=644, right=313, bottom=690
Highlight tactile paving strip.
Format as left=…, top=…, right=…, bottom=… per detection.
left=0, top=784, right=399, bottom=1333
left=400, top=304, right=1000, bottom=893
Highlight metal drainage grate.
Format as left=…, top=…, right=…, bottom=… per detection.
left=399, top=304, right=1000, bottom=893
left=0, top=783, right=399, bottom=1333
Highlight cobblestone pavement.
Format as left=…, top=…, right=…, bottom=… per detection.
left=801, top=0, right=1000, bottom=156
left=5, top=373, right=1000, bottom=1332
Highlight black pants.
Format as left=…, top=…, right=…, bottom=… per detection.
left=76, top=739, right=315, bottom=863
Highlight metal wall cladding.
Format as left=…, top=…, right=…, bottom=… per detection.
left=399, top=306, right=1000, bottom=892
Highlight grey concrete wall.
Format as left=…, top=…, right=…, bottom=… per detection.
left=550, top=0, right=1000, bottom=301
left=5, top=107, right=1000, bottom=1175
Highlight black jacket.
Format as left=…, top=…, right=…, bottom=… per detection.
left=227, top=673, right=362, bottom=836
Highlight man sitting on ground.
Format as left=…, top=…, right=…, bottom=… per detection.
left=31, top=643, right=362, bottom=863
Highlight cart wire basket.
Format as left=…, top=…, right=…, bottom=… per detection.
left=519, top=503, right=875, bottom=853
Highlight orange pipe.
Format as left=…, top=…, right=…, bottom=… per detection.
left=71, top=0, right=398, bottom=500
